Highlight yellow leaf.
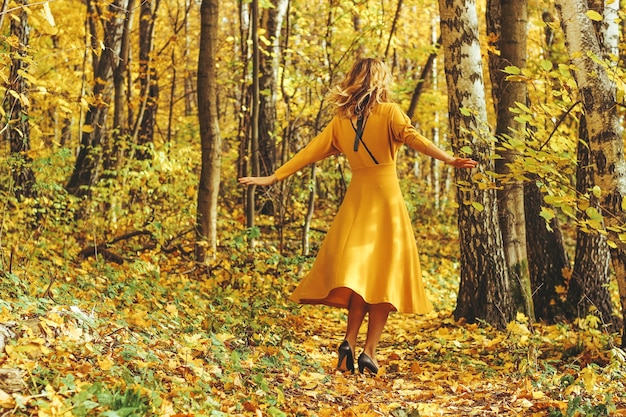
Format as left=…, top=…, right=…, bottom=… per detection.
left=97, top=357, right=114, bottom=371
left=166, top=304, right=179, bottom=317
left=586, top=10, right=603, bottom=21
left=580, top=366, right=597, bottom=391
left=592, top=185, right=602, bottom=198
left=0, top=389, right=15, bottom=409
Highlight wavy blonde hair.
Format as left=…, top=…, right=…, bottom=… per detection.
left=327, top=58, right=392, bottom=119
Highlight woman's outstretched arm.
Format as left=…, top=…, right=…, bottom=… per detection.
left=238, top=174, right=278, bottom=186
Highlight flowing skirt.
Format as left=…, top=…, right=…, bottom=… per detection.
left=289, top=163, right=433, bottom=314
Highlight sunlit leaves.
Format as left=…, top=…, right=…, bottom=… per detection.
left=585, top=10, right=603, bottom=22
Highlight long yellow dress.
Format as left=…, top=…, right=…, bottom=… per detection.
left=274, top=102, right=434, bottom=314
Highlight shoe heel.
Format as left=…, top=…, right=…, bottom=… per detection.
left=357, top=353, right=378, bottom=375
left=337, top=340, right=354, bottom=373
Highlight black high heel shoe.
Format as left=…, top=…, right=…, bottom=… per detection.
left=336, top=341, right=355, bottom=373
left=357, top=352, right=378, bottom=375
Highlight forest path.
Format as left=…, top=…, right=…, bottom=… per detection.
left=287, top=303, right=561, bottom=416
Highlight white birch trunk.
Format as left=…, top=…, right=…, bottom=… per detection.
left=555, top=0, right=626, bottom=346
left=438, top=0, right=513, bottom=328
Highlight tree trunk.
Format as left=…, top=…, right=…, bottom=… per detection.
left=487, top=0, right=534, bottom=319
left=384, top=0, right=403, bottom=59
left=245, top=0, right=261, bottom=235
left=438, top=0, right=514, bottom=329
left=196, top=0, right=222, bottom=262
left=6, top=0, right=36, bottom=200
left=406, top=36, right=440, bottom=121
left=555, top=0, right=626, bottom=346
left=104, top=0, right=134, bottom=175
left=524, top=178, right=570, bottom=321
left=519, top=3, right=569, bottom=322
left=567, top=115, right=615, bottom=328
left=67, top=0, right=128, bottom=197
left=257, top=0, right=289, bottom=214
left=184, top=0, right=195, bottom=117
left=135, top=0, right=161, bottom=161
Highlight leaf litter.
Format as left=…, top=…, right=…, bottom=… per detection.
left=0, top=221, right=625, bottom=416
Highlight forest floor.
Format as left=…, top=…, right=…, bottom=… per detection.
left=1, top=221, right=626, bottom=416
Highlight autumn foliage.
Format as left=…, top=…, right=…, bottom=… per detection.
left=2, top=0, right=626, bottom=416
left=1, top=206, right=625, bottom=415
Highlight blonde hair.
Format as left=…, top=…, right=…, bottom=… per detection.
left=327, top=58, right=392, bottom=119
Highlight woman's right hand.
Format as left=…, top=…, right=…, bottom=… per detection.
left=238, top=174, right=278, bottom=186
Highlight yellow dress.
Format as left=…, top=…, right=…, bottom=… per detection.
left=274, top=102, right=434, bottom=314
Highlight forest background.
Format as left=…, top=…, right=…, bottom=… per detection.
left=2, top=0, right=626, bottom=415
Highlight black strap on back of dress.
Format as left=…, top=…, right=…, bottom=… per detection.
left=351, top=113, right=379, bottom=164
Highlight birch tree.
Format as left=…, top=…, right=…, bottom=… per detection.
left=566, top=0, right=617, bottom=330
left=438, top=0, right=514, bottom=328
left=555, top=0, right=626, bottom=346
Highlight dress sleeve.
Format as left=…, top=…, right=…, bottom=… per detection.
left=389, top=104, right=434, bottom=154
left=274, top=119, right=341, bottom=181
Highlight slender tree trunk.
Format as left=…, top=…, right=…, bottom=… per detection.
left=406, top=36, right=440, bottom=121
left=104, top=0, right=134, bottom=175
left=67, top=0, right=128, bottom=197
left=236, top=0, right=251, bottom=182
left=245, top=0, right=261, bottom=236
left=257, top=0, right=289, bottom=214
left=438, top=0, right=514, bottom=329
left=135, top=0, right=161, bottom=161
left=519, top=4, right=569, bottom=322
left=196, top=0, right=222, bottom=262
left=184, top=0, right=195, bottom=116
left=487, top=0, right=534, bottom=319
left=6, top=0, right=36, bottom=200
left=556, top=0, right=626, bottom=346
left=384, top=0, right=403, bottom=60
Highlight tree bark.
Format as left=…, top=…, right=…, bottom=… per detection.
left=104, top=0, right=134, bottom=175
left=518, top=3, right=569, bottom=322
left=196, top=0, right=222, bottom=262
left=524, top=177, right=570, bottom=321
left=438, top=0, right=514, bottom=329
left=67, top=0, right=129, bottom=197
left=135, top=0, right=161, bottom=161
left=568, top=115, right=615, bottom=329
left=555, top=0, right=626, bottom=345
left=6, top=0, right=36, bottom=200
left=257, top=0, right=289, bottom=214
left=245, top=0, right=261, bottom=236
left=487, top=0, right=534, bottom=319
left=406, top=36, right=440, bottom=121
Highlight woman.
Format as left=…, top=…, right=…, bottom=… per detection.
left=239, top=58, right=477, bottom=374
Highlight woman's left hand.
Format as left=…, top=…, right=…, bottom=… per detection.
left=448, top=157, right=478, bottom=169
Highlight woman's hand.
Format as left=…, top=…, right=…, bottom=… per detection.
left=447, top=157, right=478, bottom=169
left=238, top=174, right=278, bottom=186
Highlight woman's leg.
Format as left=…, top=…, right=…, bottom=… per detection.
left=362, top=303, right=391, bottom=366
left=344, top=292, right=367, bottom=350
